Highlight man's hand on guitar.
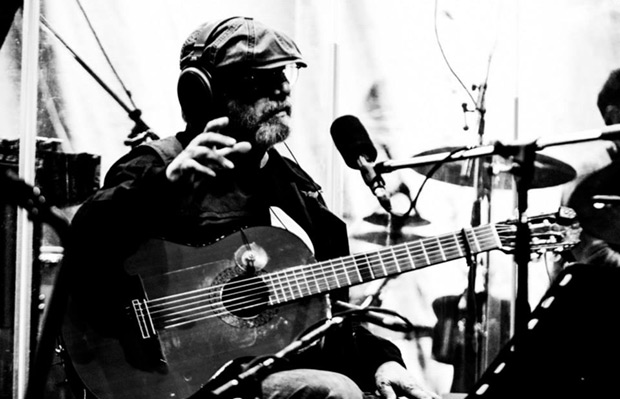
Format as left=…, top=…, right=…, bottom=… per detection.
left=166, top=117, right=252, bottom=183
left=374, top=361, right=440, bottom=399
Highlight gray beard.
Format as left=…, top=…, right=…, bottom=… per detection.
left=254, top=118, right=290, bottom=150
left=225, top=98, right=291, bottom=150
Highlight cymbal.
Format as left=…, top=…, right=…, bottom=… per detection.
left=409, top=146, right=577, bottom=189
left=363, top=211, right=430, bottom=228
left=568, top=161, right=620, bottom=245
left=356, top=208, right=429, bottom=245
left=352, top=229, right=425, bottom=245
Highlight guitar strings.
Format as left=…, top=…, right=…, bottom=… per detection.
left=145, top=225, right=510, bottom=329
left=147, top=226, right=505, bottom=328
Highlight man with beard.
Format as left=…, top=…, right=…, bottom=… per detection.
left=64, top=16, right=440, bottom=399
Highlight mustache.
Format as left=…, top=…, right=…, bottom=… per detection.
left=261, top=103, right=292, bottom=121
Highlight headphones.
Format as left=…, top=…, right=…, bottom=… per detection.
left=177, top=17, right=244, bottom=127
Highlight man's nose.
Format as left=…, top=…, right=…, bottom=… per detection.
left=272, top=80, right=291, bottom=99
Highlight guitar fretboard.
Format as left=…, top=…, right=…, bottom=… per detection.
left=264, top=224, right=501, bottom=305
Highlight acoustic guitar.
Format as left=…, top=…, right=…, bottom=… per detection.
left=61, top=207, right=580, bottom=399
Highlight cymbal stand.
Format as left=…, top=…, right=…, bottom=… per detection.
left=462, top=82, right=491, bottom=388
left=494, top=141, right=537, bottom=336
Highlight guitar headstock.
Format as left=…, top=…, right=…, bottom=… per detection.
left=496, top=206, right=582, bottom=255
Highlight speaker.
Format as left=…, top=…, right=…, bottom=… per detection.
left=467, top=264, right=620, bottom=398
left=177, top=17, right=242, bottom=127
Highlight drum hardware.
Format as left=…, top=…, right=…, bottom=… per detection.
left=408, top=146, right=576, bottom=190
left=568, top=160, right=620, bottom=245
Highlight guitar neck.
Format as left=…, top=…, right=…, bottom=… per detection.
left=264, top=224, right=501, bottom=306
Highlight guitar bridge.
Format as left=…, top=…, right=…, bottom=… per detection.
left=131, top=299, right=157, bottom=339
left=120, top=276, right=168, bottom=373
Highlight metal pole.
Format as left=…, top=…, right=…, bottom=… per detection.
left=13, top=0, right=40, bottom=398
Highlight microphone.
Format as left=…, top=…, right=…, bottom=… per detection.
left=330, top=115, right=391, bottom=211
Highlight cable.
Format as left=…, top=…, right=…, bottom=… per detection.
left=433, top=0, right=476, bottom=107
left=410, top=145, right=470, bottom=212
left=74, top=0, right=138, bottom=110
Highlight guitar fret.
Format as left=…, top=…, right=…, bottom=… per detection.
left=308, top=264, right=322, bottom=294
left=405, top=244, right=416, bottom=270
left=367, top=252, right=383, bottom=279
left=341, top=259, right=353, bottom=286
left=425, top=238, right=444, bottom=265
left=408, top=241, right=425, bottom=267
left=436, top=236, right=447, bottom=261
left=321, top=262, right=332, bottom=292
left=470, top=227, right=482, bottom=252
left=420, top=240, right=431, bottom=265
left=426, top=238, right=439, bottom=264
left=328, top=259, right=341, bottom=288
left=437, top=235, right=454, bottom=259
left=350, top=263, right=363, bottom=285
left=354, top=261, right=363, bottom=282
left=452, top=232, right=464, bottom=257
left=390, top=247, right=402, bottom=273
left=463, top=229, right=477, bottom=254
left=302, top=267, right=312, bottom=296
left=379, top=249, right=389, bottom=275
left=288, top=269, right=302, bottom=299
left=354, top=253, right=374, bottom=281
left=281, top=271, right=295, bottom=301
left=265, top=275, right=281, bottom=305
left=293, top=267, right=309, bottom=298
left=276, top=274, right=287, bottom=302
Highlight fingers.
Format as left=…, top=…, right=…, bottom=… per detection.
left=166, top=117, right=252, bottom=182
left=375, top=362, right=440, bottom=399
left=376, top=380, right=397, bottom=399
left=399, top=386, right=441, bottom=399
left=377, top=380, right=440, bottom=399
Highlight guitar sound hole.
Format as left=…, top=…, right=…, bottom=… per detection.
left=221, top=275, right=270, bottom=318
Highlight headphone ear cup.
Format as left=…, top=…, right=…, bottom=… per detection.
left=178, top=66, right=214, bottom=128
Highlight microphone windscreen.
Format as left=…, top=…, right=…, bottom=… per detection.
left=330, top=115, right=377, bottom=169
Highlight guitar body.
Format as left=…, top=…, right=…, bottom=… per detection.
left=62, top=226, right=328, bottom=399
left=60, top=209, right=580, bottom=399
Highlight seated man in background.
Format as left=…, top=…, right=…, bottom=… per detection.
left=563, top=68, right=620, bottom=268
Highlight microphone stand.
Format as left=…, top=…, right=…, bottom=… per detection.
left=39, top=16, right=159, bottom=147
left=376, top=123, right=620, bottom=174
left=493, top=142, right=536, bottom=336
left=375, top=124, right=620, bottom=337
left=461, top=82, right=490, bottom=389
left=207, top=305, right=421, bottom=399
left=208, top=316, right=347, bottom=399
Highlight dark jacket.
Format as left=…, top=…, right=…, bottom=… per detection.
left=66, top=131, right=404, bottom=393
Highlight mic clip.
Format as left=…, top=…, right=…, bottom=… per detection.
left=357, top=156, right=391, bottom=212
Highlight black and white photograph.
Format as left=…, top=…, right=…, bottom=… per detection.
left=2, top=1, right=620, bottom=398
